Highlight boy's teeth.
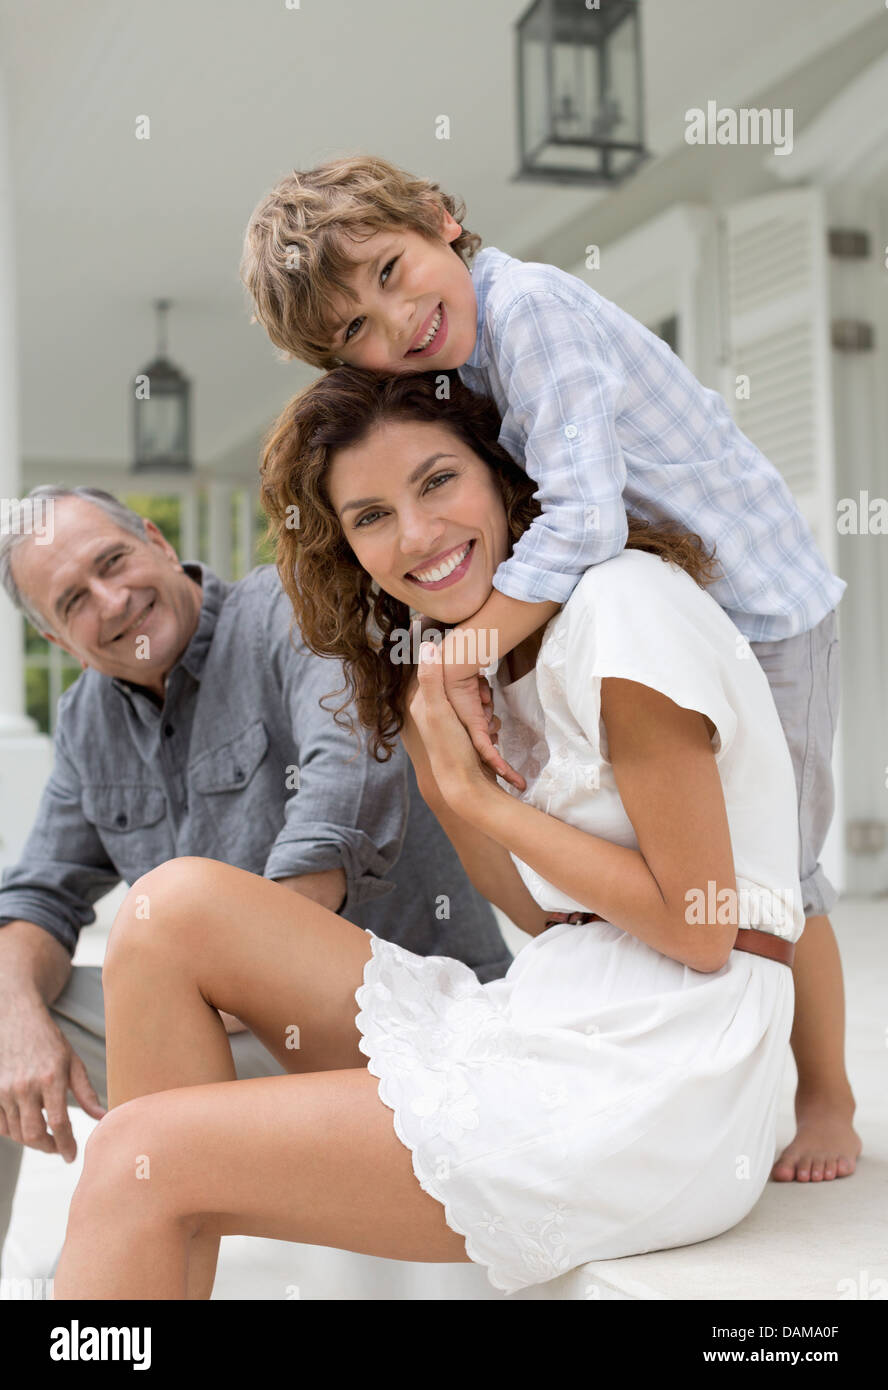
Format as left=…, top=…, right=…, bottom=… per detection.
left=412, top=541, right=470, bottom=583
left=412, top=306, right=442, bottom=351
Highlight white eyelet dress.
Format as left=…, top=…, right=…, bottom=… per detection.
left=354, top=549, right=802, bottom=1295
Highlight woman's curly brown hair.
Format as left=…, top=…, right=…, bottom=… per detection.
left=259, top=365, right=722, bottom=761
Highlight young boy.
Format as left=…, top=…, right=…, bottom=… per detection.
left=240, top=152, right=860, bottom=1185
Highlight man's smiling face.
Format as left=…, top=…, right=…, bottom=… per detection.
left=11, top=497, right=203, bottom=696
left=325, top=210, right=479, bottom=373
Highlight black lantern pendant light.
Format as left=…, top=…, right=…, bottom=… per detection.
left=515, top=0, right=648, bottom=186
left=132, top=299, right=192, bottom=472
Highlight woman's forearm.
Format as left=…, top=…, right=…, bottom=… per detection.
left=423, top=793, right=552, bottom=936
left=400, top=715, right=549, bottom=934
left=469, top=786, right=722, bottom=971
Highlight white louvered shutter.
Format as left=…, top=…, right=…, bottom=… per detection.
left=721, top=188, right=837, bottom=568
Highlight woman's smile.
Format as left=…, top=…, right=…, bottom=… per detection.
left=405, top=538, right=475, bottom=590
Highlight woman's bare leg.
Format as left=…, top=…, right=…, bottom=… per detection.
left=103, top=857, right=374, bottom=1109
left=53, top=1068, right=471, bottom=1299
left=57, top=856, right=445, bottom=1298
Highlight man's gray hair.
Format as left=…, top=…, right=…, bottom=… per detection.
left=0, top=485, right=149, bottom=635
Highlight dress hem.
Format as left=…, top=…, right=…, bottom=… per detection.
left=353, top=933, right=525, bottom=1297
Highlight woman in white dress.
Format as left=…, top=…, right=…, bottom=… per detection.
left=53, top=369, right=801, bottom=1299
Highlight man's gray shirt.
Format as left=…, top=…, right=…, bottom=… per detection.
left=0, top=562, right=512, bottom=982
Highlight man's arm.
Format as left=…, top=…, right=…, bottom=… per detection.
left=262, top=586, right=408, bottom=913
left=273, top=868, right=346, bottom=913
left=0, top=718, right=121, bottom=1155
left=0, top=718, right=123, bottom=957
left=0, top=918, right=72, bottom=1009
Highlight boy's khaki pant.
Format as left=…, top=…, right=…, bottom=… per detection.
left=0, top=964, right=286, bottom=1275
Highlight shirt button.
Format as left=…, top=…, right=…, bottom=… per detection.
left=115, top=813, right=128, bottom=828
left=233, top=766, right=245, bottom=782
left=164, top=723, right=174, bottom=738
left=564, top=424, right=578, bottom=439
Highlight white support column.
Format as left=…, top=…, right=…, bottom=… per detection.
left=236, top=488, right=253, bottom=578
left=0, top=48, right=52, bottom=867
left=180, top=481, right=198, bottom=564
left=207, top=479, right=232, bottom=579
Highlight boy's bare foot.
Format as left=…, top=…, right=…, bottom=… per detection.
left=771, top=1094, right=862, bottom=1182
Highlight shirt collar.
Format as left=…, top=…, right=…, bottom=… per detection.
left=110, top=561, right=230, bottom=703
left=464, top=246, right=501, bottom=370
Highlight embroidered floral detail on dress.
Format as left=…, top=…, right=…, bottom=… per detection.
left=478, top=1212, right=507, bottom=1237
left=517, top=1204, right=574, bottom=1282
left=409, top=1069, right=480, bottom=1143
left=496, top=714, right=549, bottom=787
left=354, top=886, right=582, bottom=1294
left=539, top=1081, right=570, bottom=1110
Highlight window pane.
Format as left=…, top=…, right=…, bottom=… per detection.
left=122, top=493, right=182, bottom=554
left=254, top=498, right=276, bottom=567
left=25, top=665, right=50, bottom=735
left=648, top=314, right=679, bottom=356
left=24, top=614, right=46, bottom=653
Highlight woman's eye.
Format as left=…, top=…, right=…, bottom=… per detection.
left=355, top=509, right=384, bottom=528
left=425, top=471, right=456, bottom=492
left=343, top=258, right=398, bottom=344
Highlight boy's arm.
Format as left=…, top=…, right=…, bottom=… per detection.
left=486, top=284, right=631, bottom=604
left=444, top=284, right=633, bottom=770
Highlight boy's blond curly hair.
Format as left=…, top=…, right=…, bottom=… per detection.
left=239, top=153, right=482, bottom=371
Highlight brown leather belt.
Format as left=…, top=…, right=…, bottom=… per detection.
left=541, top=913, right=795, bottom=968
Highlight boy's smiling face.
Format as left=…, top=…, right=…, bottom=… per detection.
left=325, top=211, right=478, bottom=372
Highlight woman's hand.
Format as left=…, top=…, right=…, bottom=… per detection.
left=407, top=642, right=505, bottom=813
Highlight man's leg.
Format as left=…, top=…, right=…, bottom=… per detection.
left=0, top=964, right=286, bottom=1276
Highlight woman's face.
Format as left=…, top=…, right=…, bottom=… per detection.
left=326, top=417, right=510, bottom=625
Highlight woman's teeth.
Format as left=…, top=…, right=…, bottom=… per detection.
left=410, top=541, right=471, bottom=584
left=409, top=305, right=442, bottom=352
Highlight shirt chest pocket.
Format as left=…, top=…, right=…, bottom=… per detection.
left=81, top=785, right=169, bottom=881
left=187, top=720, right=277, bottom=868
left=188, top=719, right=270, bottom=794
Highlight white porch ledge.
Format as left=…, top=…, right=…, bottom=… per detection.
left=5, top=896, right=884, bottom=1300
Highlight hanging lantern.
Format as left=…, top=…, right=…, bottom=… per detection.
left=515, top=0, right=648, bottom=185
left=132, top=299, right=192, bottom=472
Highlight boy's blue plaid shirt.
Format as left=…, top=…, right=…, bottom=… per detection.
left=456, top=246, right=845, bottom=643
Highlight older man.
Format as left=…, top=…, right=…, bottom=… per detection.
left=0, top=485, right=512, bottom=1270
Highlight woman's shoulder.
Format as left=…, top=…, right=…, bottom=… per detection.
left=561, top=548, right=712, bottom=632
left=539, top=548, right=747, bottom=761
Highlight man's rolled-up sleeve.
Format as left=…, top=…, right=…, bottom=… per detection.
left=262, top=590, right=408, bottom=913
left=0, top=720, right=121, bottom=955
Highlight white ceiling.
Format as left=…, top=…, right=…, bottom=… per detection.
left=0, top=0, right=877, bottom=471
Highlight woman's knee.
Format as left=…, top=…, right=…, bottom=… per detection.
left=71, top=1099, right=203, bottom=1235
left=104, top=857, right=221, bottom=980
